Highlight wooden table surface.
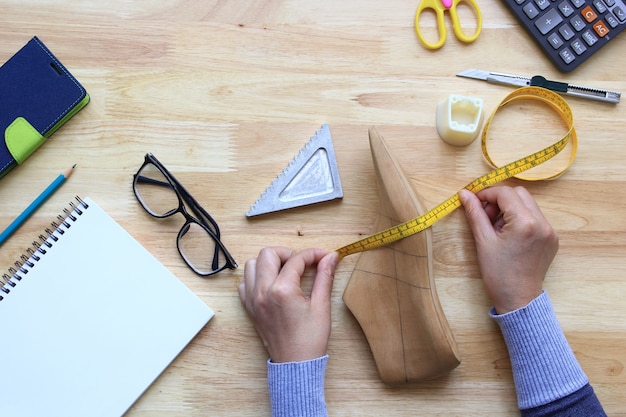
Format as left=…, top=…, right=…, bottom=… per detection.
left=1, top=1, right=625, bottom=415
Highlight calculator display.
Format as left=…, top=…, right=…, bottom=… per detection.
left=503, top=0, right=625, bottom=72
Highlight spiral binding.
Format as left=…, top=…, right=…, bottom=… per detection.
left=0, top=196, right=89, bottom=301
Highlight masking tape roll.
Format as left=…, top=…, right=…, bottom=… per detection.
left=436, top=94, right=484, bottom=146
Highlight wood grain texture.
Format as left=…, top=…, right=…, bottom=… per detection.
left=0, top=1, right=625, bottom=415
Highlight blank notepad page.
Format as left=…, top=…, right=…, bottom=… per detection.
left=0, top=197, right=214, bottom=417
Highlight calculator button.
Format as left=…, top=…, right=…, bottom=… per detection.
left=605, top=0, right=615, bottom=6
left=593, top=20, right=610, bottom=36
left=582, top=5, right=598, bottom=21
left=570, top=14, right=587, bottom=30
left=559, top=47, right=576, bottom=63
left=536, top=9, right=564, bottom=34
left=606, top=13, right=620, bottom=27
left=549, top=33, right=565, bottom=47
left=559, top=1, right=576, bottom=16
left=560, top=23, right=577, bottom=38
left=593, top=0, right=608, bottom=13
left=571, top=0, right=586, bottom=8
left=614, top=6, right=626, bottom=21
left=571, top=38, right=588, bottom=54
left=582, top=29, right=599, bottom=44
left=536, top=0, right=551, bottom=10
left=524, top=2, right=541, bottom=18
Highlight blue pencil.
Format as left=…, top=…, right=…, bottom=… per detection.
left=0, top=165, right=76, bottom=246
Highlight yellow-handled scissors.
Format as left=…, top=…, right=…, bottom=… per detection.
left=415, top=0, right=482, bottom=49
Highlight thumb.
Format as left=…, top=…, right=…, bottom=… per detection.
left=310, top=251, right=338, bottom=305
left=459, top=189, right=493, bottom=243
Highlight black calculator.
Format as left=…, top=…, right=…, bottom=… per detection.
left=503, top=0, right=626, bottom=72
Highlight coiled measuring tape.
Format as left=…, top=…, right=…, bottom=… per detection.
left=336, top=86, right=577, bottom=259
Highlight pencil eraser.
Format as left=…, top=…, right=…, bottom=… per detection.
left=436, top=94, right=484, bottom=147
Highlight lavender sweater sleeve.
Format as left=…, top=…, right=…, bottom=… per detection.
left=267, top=355, right=329, bottom=417
left=491, top=291, right=606, bottom=416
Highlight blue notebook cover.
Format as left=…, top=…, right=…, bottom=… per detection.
left=0, top=36, right=89, bottom=178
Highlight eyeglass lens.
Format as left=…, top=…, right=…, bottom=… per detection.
left=134, top=163, right=179, bottom=217
left=178, top=222, right=225, bottom=274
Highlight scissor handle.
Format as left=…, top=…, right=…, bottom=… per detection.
left=414, top=0, right=447, bottom=50
left=448, top=0, right=482, bottom=43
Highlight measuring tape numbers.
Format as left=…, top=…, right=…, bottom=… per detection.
left=336, top=87, right=577, bottom=259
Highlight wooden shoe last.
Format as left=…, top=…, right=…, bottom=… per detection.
left=343, top=127, right=460, bottom=384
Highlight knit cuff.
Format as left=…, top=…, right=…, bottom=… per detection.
left=490, top=291, right=589, bottom=410
left=267, top=355, right=329, bottom=417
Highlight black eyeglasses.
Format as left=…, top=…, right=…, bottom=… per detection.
left=133, top=153, right=237, bottom=276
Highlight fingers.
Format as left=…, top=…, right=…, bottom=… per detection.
left=459, top=189, right=495, bottom=243
left=252, top=246, right=296, bottom=290
left=238, top=258, right=255, bottom=304
left=460, top=186, right=547, bottom=238
left=275, top=248, right=327, bottom=288
left=310, top=251, right=339, bottom=305
left=512, top=186, right=544, bottom=217
left=239, top=246, right=294, bottom=306
left=461, top=185, right=557, bottom=246
left=474, top=186, right=538, bottom=217
left=239, top=247, right=289, bottom=333
left=478, top=186, right=551, bottom=235
left=239, top=247, right=336, bottom=307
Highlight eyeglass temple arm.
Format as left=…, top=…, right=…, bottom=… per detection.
left=163, top=176, right=222, bottom=236
left=136, top=175, right=171, bottom=187
left=145, top=156, right=224, bottom=234
left=172, top=186, right=237, bottom=269
left=139, top=173, right=222, bottom=232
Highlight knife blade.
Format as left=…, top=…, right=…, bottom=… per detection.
left=457, top=69, right=620, bottom=104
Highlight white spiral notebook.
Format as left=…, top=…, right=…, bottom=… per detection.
left=0, top=197, right=214, bottom=417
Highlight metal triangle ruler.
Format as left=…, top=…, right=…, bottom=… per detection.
left=246, top=124, right=343, bottom=217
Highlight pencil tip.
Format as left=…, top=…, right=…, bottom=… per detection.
left=64, top=164, right=77, bottom=178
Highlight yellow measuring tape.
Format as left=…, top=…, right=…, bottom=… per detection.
left=336, top=86, right=577, bottom=259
